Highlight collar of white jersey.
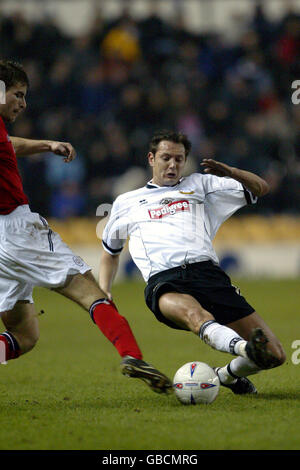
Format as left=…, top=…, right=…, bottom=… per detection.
left=146, top=178, right=185, bottom=189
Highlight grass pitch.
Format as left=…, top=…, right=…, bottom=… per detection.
left=0, top=278, right=299, bottom=451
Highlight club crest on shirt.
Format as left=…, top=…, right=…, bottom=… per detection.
left=73, top=256, right=85, bottom=267
left=149, top=199, right=190, bottom=219
left=160, top=198, right=174, bottom=205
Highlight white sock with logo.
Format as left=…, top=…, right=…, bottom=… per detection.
left=199, top=320, right=248, bottom=357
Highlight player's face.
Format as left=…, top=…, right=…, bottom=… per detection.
left=0, top=82, right=27, bottom=122
left=148, top=140, right=187, bottom=186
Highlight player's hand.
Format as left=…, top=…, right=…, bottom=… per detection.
left=200, top=158, right=234, bottom=177
left=49, top=141, right=76, bottom=163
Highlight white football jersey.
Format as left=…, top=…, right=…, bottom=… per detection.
left=102, top=173, right=257, bottom=281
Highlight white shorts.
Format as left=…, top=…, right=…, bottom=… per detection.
left=0, top=205, right=91, bottom=313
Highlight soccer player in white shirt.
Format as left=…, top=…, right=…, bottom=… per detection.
left=100, top=130, right=286, bottom=394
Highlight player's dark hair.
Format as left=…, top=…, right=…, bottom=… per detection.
left=0, top=59, right=29, bottom=90
left=149, top=130, right=191, bottom=158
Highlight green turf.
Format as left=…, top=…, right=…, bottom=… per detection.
left=0, top=279, right=299, bottom=450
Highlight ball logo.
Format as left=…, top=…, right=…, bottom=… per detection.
left=149, top=200, right=190, bottom=219
left=200, top=383, right=217, bottom=389
left=0, top=80, right=5, bottom=104
left=174, top=383, right=183, bottom=389
left=190, top=362, right=197, bottom=377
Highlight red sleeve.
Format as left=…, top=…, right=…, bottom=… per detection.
left=0, top=117, right=8, bottom=143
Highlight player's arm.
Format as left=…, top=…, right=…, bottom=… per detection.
left=10, top=137, right=76, bottom=162
left=100, top=195, right=128, bottom=299
left=200, top=159, right=270, bottom=197
left=99, top=250, right=120, bottom=300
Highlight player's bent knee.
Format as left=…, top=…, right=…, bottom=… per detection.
left=20, top=336, right=39, bottom=355
left=274, top=345, right=286, bottom=366
left=17, top=330, right=40, bottom=355
left=278, top=352, right=286, bottom=366
left=267, top=341, right=286, bottom=368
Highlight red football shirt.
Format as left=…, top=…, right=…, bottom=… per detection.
left=0, top=116, right=29, bottom=214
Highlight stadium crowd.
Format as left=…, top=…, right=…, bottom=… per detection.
left=0, top=2, right=299, bottom=217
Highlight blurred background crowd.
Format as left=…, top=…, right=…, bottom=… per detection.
left=1, top=0, right=299, bottom=218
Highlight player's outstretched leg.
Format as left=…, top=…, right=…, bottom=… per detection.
left=90, top=299, right=173, bottom=393
left=121, top=356, right=173, bottom=394
left=54, top=272, right=173, bottom=394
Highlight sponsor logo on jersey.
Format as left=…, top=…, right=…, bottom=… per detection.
left=200, top=383, right=217, bottom=389
left=148, top=199, right=190, bottom=219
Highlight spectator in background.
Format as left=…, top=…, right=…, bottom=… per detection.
left=101, top=15, right=141, bottom=64
left=50, top=181, right=86, bottom=219
left=1, top=1, right=298, bottom=216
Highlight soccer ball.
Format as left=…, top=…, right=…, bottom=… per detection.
left=173, top=361, right=220, bottom=405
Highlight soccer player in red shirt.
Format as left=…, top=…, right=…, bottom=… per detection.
left=0, top=59, right=172, bottom=394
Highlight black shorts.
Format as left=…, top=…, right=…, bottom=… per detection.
left=144, top=261, right=255, bottom=330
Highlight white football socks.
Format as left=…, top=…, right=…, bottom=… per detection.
left=199, top=320, right=248, bottom=357
left=218, top=357, right=261, bottom=384
left=199, top=320, right=262, bottom=384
